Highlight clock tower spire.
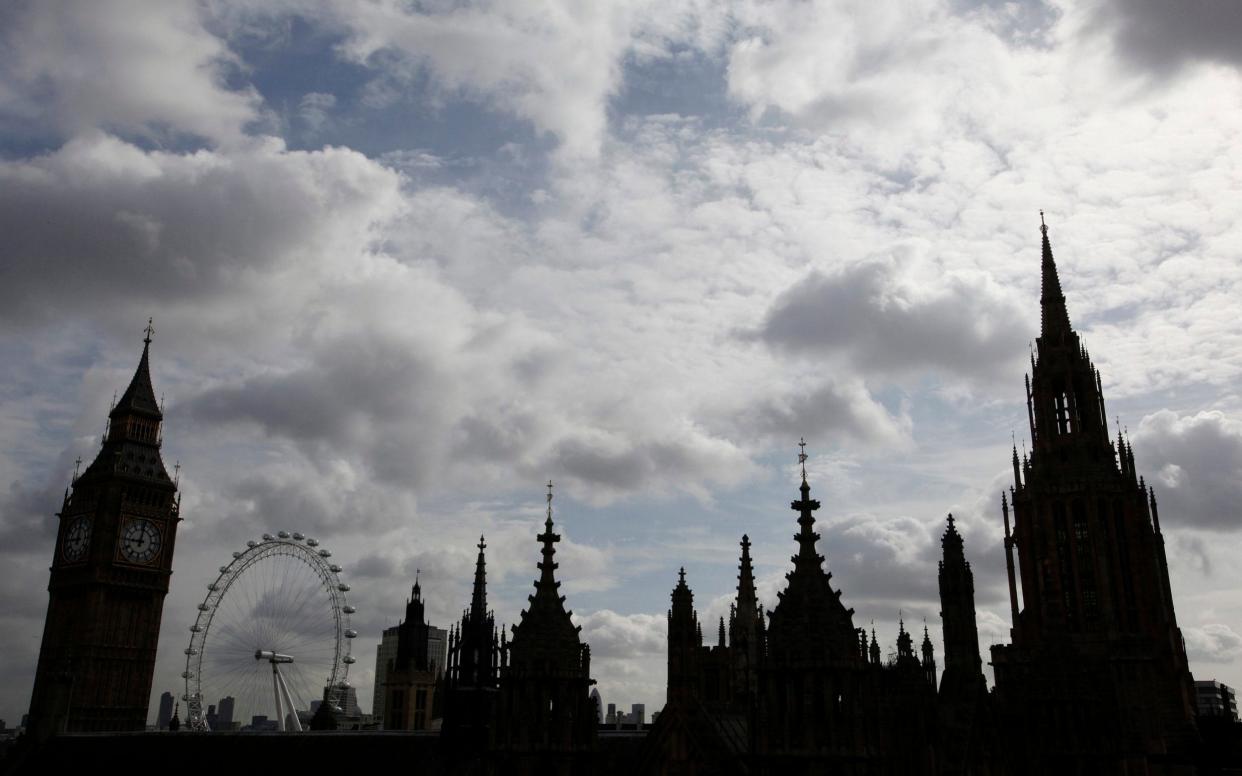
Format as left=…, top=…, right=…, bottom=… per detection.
left=27, top=323, right=182, bottom=737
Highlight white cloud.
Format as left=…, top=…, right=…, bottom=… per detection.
left=0, top=0, right=261, bottom=144
left=1185, top=623, right=1242, bottom=665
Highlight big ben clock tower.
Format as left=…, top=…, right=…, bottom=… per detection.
left=27, top=322, right=181, bottom=736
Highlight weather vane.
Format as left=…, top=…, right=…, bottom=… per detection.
left=144, top=317, right=154, bottom=344
left=798, top=437, right=808, bottom=481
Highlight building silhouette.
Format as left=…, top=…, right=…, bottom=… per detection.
left=374, top=627, right=399, bottom=719
left=216, top=696, right=235, bottom=730
left=1195, top=681, right=1239, bottom=722
left=643, top=458, right=946, bottom=775
left=491, top=483, right=597, bottom=774
left=156, top=692, right=174, bottom=731
left=9, top=217, right=1237, bottom=776
left=990, top=216, right=1199, bottom=775
left=26, top=323, right=181, bottom=738
left=382, top=574, right=441, bottom=730
left=440, top=535, right=500, bottom=764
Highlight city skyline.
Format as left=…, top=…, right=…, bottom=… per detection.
left=3, top=0, right=1242, bottom=727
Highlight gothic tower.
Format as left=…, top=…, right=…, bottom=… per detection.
left=27, top=324, right=181, bottom=736
left=495, top=482, right=597, bottom=774
left=936, top=514, right=992, bottom=776
left=441, top=535, right=499, bottom=755
left=755, top=444, right=869, bottom=773
left=383, top=573, right=439, bottom=730
left=990, top=216, right=1197, bottom=774
left=728, top=535, right=763, bottom=709
left=666, top=567, right=701, bottom=708
left=938, top=514, right=982, bottom=692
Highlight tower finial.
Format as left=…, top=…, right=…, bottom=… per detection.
left=798, top=437, right=808, bottom=482
left=143, top=317, right=154, bottom=346
left=546, top=479, right=554, bottom=523
left=1040, top=209, right=1046, bottom=231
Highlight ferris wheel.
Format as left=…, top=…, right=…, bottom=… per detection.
left=182, top=531, right=358, bottom=732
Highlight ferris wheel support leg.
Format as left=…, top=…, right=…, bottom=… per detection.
left=272, top=663, right=286, bottom=732
left=276, top=667, right=303, bottom=732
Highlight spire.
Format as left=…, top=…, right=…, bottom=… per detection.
left=717, top=616, right=726, bottom=648
left=735, top=534, right=759, bottom=621
left=869, top=625, right=881, bottom=664
left=790, top=440, right=822, bottom=572
left=1039, top=212, right=1073, bottom=338
left=537, top=480, right=559, bottom=589
left=111, top=318, right=162, bottom=421
left=470, top=535, right=488, bottom=621
left=897, top=613, right=914, bottom=659
left=412, top=568, right=421, bottom=602
left=941, top=513, right=964, bottom=561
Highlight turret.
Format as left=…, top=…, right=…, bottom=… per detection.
left=921, top=625, right=937, bottom=689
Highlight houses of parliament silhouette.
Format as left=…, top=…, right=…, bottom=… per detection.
left=9, top=219, right=1232, bottom=775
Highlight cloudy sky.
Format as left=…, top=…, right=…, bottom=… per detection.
left=2, top=0, right=1242, bottom=725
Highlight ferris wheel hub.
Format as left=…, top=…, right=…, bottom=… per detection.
left=255, top=650, right=295, bottom=663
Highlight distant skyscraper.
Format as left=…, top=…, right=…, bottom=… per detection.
left=1196, top=680, right=1239, bottom=722
left=590, top=688, right=603, bottom=723
left=606, top=703, right=616, bottom=725
left=373, top=626, right=400, bottom=719
left=631, top=704, right=645, bottom=726
left=217, top=696, right=234, bottom=728
left=427, top=625, right=448, bottom=677
left=375, top=616, right=449, bottom=722
left=156, top=692, right=174, bottom=730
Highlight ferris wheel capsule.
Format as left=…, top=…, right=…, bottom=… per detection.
left=329, top=564, right=342, bottom=573
left=306, top=538, right=318, bottom=547
left=318, top=549, right=331, bottom=558
left=246, top=540, right=258, bottom=548
left=293, top=532, right=305, bottom=541
left=343, top=655, right=356, bottom=664
left=345, top=629, right=357, bottom=638
left=277, top=531, right=290, bottom=539
left=262, top=533, right=274, bottom=541
left=232, top=552, right=242, bottom=559
left=342, top=605, right=356, bottom=614
left=219, top=566, right=229, bottom=573
left=338, top=583, right=350, bottom=592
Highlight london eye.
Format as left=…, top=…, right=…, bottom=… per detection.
left=182, top=532, right=357, bottom=731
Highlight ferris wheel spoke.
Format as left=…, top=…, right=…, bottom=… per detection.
left=185, top=535, right=353, bottom=732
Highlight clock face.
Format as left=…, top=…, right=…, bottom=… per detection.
left=62, top=516, right=91, bottom=562
left=119, top=518, right=162, bottom=564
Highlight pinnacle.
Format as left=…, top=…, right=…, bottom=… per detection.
left=1039, top=213, right=1073, bottom=339
left=111, top=328, right=162, bottom=420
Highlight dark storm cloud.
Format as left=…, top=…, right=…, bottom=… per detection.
left=0, top=480, right=60, bottom=556
left=751, top=259, right=1029, bottom=381
left=1092, top=0, right=1242, bottom=75
left=1132, top=410, right=1242, bottom=532
left=0, top=135, right=402, bottom=324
